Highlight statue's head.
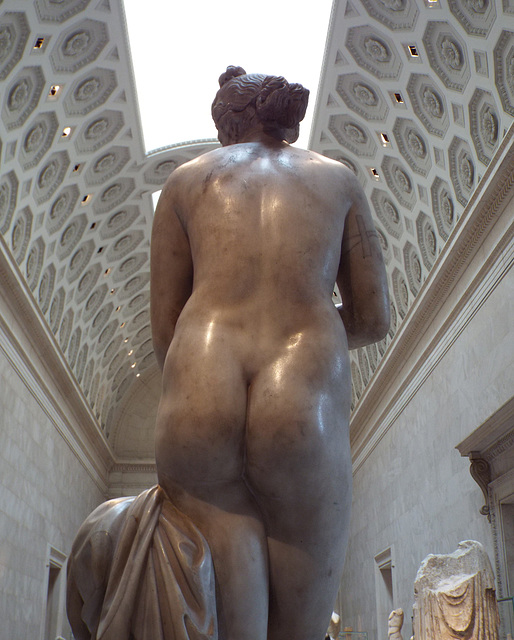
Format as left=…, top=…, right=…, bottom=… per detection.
left=212, top=65, right=309, bottom=146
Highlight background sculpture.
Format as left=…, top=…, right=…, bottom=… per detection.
left=388, top=608, right=404, bottom=640
left=67, top=66, right=389, bottom=640
left=412, top=540, right=500, bottom=640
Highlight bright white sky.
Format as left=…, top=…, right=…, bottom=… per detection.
left=122, top=0, right=333, bottom=153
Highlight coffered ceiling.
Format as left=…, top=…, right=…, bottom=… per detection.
left=0, top=0, right=513, bottom=462
left=0, top=0, right=217, bottom=461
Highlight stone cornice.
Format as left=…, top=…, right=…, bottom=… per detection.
left=457, top=396, right=514, bottom=459
left=0, top=234, right=113, bottom=489
left=350, top=123, right=514, bottom=471
left=110, top=462, right=156, bottom=473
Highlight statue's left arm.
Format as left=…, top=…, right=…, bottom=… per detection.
left=336, top=171, right=390, bottom=349
left=150, top=174, right=193, bottom=370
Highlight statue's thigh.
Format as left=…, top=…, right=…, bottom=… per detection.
left=244, top=362, right=352, bottom=640
left=156, top=345, right=248, bottom=486
left=244, top=357, right=351, bottom=529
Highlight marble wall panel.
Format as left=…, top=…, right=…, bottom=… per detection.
left=0, top=346, right=104, bottom=639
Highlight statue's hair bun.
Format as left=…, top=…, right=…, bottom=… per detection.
left=218, top=66, right=246, bottom=88
left=212, top=67, right=309, bottom=144
left=256, top=77, right=309, bottom=130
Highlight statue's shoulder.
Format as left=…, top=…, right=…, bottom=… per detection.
left=297, top=147, right=361, bottom=187
left=159, top=149, right=221, bottom=198
left=305, top=148, right=354, bottom=172
left=167, top=146, right=225, bottom=183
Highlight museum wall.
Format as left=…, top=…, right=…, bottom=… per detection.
left=338, top=171, right=514, bottom=638
left=0, top=348, right=106, bottom=638
left=0, top=242, right=109, bottom=639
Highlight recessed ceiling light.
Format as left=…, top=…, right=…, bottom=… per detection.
left=380, top=133, right=390, bottom=146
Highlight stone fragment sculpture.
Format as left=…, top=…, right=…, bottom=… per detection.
left=67, top=66, right=390, bottom=640
left=412, top=540, right=500, bottom=640
left=388, top=608, right=404, bottom=639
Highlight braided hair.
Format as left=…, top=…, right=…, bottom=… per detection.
left=212, top=66, right=309, bottom=144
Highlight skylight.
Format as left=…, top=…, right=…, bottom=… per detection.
left=122, top=0, right=333, bottom=152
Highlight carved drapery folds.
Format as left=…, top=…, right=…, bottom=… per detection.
left=413, top=540, right=500, bottom=640
left=67, top=486, right=217, bottom=640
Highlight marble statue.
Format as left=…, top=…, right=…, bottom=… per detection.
left=388, top=608, right=404, bottom=640
left=67, top=66, right=390, bottom=640
left=412, top=540, right=500, bottom=640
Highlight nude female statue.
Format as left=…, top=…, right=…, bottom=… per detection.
left=151, top=66, right=390, bottom=640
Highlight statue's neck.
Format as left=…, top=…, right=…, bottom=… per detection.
left=236, top=129, right=286, bottom=147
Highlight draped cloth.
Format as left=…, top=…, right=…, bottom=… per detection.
left=67, top=485, right=218, bottom=640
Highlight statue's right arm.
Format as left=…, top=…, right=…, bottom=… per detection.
left=150, top=174, right=193, bottom=370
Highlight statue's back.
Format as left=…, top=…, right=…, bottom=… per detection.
left=170, top=141, right=354, bottom=321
